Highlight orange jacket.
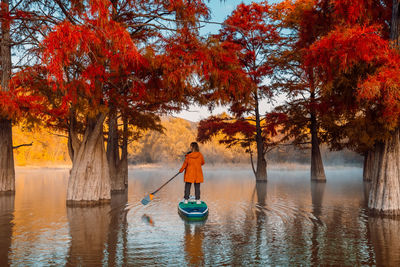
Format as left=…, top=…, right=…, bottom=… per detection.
left=179, top=152, right=205, bottom=183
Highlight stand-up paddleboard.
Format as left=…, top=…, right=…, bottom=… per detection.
left=178, top=199, right=208, bottom=221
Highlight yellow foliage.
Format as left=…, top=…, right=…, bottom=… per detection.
left=12, top=126, right=70, bottom=166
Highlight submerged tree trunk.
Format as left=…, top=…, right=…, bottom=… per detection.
left=107, top=111, right=128, bottom=192
left=0, top=119, right=15, bottom=192
left=368, top=0, right=400, bottom=215
left=254, top=93, right=267, bottom=182
left=0, top=0, right=15, bottom=192
left=368, top=129, right=400, bottom=216
left=363, top=148, right=380, bottom=182
left=310, top=95, right=326, bottom=182
left=67, top=113, right=111, bottom=205
left=120, top=116, right=129, bottom=189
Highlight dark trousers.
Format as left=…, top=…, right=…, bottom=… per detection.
left=184, top=182, right=200, bottom=200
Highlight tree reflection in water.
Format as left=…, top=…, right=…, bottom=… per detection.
left=66, top=191, right=128, bottom=266
left=0, top=192, right=14, bottom=266
left=310, top=181, right=325, bottom=266
left=369, top=216, right=400, bottom=266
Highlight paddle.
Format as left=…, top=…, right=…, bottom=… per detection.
left=141, top=172, right=181, bottom=205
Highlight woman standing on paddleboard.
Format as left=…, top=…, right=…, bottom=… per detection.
left=179, top=142, right=205, bottom=204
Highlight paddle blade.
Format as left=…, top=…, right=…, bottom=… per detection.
left=141, top=194, right=154, bottom=205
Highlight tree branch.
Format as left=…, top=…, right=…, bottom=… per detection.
left=13, top=142, right=33, bottom=149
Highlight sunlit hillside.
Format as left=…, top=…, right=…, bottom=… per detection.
left=12, top=117, right=362, bottom=167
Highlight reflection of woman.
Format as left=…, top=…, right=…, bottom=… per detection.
left=184, top=223, right=204, bottom=266
left=179, top=142, right=205, bottom=204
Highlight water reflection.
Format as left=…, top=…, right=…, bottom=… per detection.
left=369, top=217, right=400, bottom=266
left=0, top=192, right=14, bottom=266
left=66, top=192, right=128, bottom=266
left=311, top=182, right=325, bottom=266
left=66, top=204, right=111, bottom=266
left=8, top=167, right=400, bottom=265
left=107, top=192, right=128, bottom=266
left=184, top=222, right=205, bottom=266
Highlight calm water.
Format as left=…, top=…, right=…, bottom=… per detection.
left=0, top=167, right=399, bottom=266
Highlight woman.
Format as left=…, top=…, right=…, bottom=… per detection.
left=179, top=142, right=205, bottom=204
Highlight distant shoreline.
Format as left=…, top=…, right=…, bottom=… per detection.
left=15, top=162, right=362, bottom=171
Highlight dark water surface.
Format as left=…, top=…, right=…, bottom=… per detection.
left=1, top=167, right=399, bottom=266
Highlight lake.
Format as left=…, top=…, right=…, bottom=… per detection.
left=0, top=167, right=399, bottom=266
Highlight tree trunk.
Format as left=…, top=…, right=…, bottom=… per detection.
left=368, top=0, right=400, bottom=215
left=107, top=111, right=128, bottom=192
left=363, top=148, right=380, bottom=182
left=310, top=108, right=326, bottom=182
left=368, top=129, right=400, bottom=216
left=0, top=119, right=15, bottom=192
left=119, top=116, right=129, bottom=189
left=0, top=0, right=15, bottom=192
left=67, top=114, right=111, bottom=205
left=254, top=93, right=267, bottom=182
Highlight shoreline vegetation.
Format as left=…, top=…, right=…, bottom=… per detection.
left=13, top=117, right=362, bottom=169
left=15, top=162, right=362, bottom=171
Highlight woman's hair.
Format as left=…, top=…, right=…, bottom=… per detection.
left=190, top=142, right=199, bottom=152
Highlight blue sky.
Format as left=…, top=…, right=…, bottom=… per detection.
left=173, top=0, right=282, bottom=122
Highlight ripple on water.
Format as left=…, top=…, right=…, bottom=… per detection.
left=4, top=168, right=399, bottom=266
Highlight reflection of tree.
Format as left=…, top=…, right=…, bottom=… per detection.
left=310, top=181, right=326, bottom=265
left=106, top=192, right=128, bottom=266
left=184, top=223, right=204, bottom=266
left=254, top=182, right=267, bottom=263
left=0, top=192, right=14, bottom=266
left=66, top=204, right=111, bottom=266
left=369, top=217, right=400, bottom=266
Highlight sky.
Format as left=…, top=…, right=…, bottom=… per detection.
left=173, top=0, right=283, bottom=122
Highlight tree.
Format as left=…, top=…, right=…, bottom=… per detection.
left=307, top=0, right=400, bottom=215
left=197, top=2, right=281, bottom=181
left=0, top=0, right=68, bottom=191
left=271, top=0, right=337, bottom=182
left=0, top=0, right=14, bottom=192
left=98, top=0, right=211, bottom=192
left=15, top=0, right=218, bottom=203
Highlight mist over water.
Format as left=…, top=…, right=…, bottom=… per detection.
left=1, top=167, right=399, bottom=266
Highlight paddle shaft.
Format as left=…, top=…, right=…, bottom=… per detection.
left=151, top=172, right=180, bottom=195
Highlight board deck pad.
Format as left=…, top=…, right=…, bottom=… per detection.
left=178, top=200, right=208, bottom=221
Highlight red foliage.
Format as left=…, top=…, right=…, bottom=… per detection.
left=197, top=116, right=255, bottom=145
left=307, top=23, right=400, bottom=123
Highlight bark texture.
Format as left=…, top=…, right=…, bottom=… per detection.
left=368, top=1, right=400, bottom=215
left=368, top=130, right=400, bottom=216
left=363, top=148, right=380, bottom=182
left=310, top=110, right=326, bottom=182
left=67, top=114, right=111, bottom=204
left=106, top=111, right=128, bottom=192
left=0, top=0, right=15, bottom=192
left=0, top=119, right=15, bottom=192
